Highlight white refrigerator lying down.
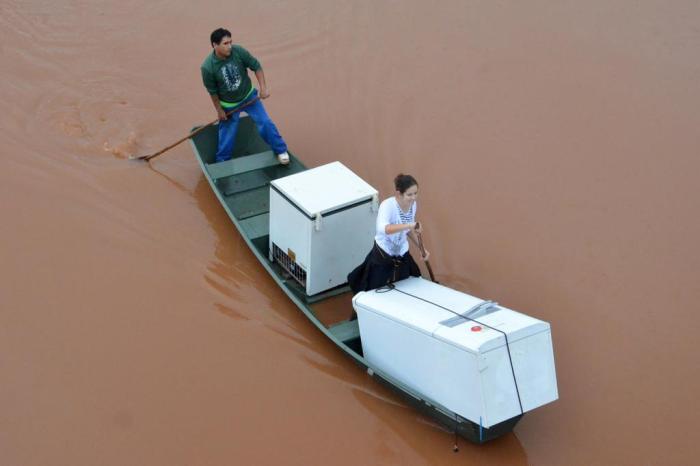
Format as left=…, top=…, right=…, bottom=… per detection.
left=353, top=277, right=558, bottom=428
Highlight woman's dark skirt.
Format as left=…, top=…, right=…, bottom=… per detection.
left=347, top=242, right=421, bottom=294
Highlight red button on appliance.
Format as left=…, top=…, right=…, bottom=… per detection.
left=471, top=326, right=482, bottom=332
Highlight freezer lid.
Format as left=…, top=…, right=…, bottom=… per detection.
left=433, top=306, right=551, bottom=353
left=353, top=277, right=493, bottom=340
left=270, top=161, right=378, bottom=217
left=353, top=285, right=455, bottom=336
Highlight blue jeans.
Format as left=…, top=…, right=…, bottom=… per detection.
left=215, top=89, right=288, bottom=162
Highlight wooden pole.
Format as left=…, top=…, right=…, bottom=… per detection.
left=416, top=230, right=437, bottom=282
left=130, top=97, right=260, bottom=162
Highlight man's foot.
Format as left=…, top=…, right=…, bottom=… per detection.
left=277, top=152, right=290, bottom=165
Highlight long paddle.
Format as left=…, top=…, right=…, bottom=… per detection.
left=415, top=226, right=437, bottom=282
left=129, top=96, right=261, bottom=162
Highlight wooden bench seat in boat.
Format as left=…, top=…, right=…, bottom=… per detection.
left=206, top=150, right=278, bottom=180
left=329, top=319, right=360, bottom=343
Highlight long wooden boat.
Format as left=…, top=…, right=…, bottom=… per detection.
left=188, top=115, right=521, bottom=444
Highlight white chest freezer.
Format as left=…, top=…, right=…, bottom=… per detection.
left=269, top=162, right=378, bottom=295
left=353, top=277, right=558, bottom=428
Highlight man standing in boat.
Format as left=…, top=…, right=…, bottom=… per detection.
left=201, top=28, right=290, bottom=165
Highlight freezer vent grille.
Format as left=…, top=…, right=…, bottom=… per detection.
left=272, top=243, right=307, bottom=287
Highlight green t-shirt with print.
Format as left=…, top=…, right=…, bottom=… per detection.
left=201, top=45, right=261, bottom=106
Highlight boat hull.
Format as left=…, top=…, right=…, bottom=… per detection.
left=188, top=116, right=521, bottom=443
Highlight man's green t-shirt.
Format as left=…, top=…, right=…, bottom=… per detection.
left=201, top=45, right=261, bottom=107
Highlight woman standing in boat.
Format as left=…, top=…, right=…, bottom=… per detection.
left=348, top=174, right=430, bottom=295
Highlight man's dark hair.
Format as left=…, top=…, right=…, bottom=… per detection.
left=210, top=28, right=232, bottom=46
left=394, top=173, right=418, bottom=193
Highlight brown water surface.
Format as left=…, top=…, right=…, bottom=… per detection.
left=1, top=1, right=699, bottom=465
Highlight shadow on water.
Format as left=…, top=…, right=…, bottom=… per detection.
left=352, top=388, right=530, bottom=466
left=191, top=174, right=315, bottom=326
left=146, top=160, right=275, bottom=321
left=144, top=160, right=192, bottom=194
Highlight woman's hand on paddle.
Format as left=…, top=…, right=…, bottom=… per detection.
left=413, top=222, right=423, bottom=234
left=421, top=249, right=430, bottom=261
left=217, top=107, right=228, bottom=121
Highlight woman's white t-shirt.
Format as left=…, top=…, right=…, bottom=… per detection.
left=375, top=197, right=416, bottom=256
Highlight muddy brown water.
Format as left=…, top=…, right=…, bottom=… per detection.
left=1, top=1, right=699, bottom=465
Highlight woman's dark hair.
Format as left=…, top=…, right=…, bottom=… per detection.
left=394, top=173, right=418, bottom=194
left=210, top=28, right=232, bottom=46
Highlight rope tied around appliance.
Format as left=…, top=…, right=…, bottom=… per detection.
left=374, top=283, right=524, bottom=416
